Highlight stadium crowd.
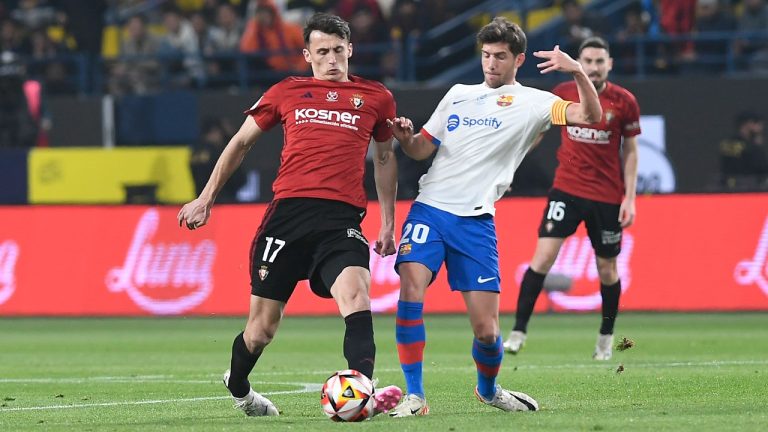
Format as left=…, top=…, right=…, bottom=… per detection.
left=0, top=0, right=766, bottom=95
left=1, top=0, right=767, bottom=194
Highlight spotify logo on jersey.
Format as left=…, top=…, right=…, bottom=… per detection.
left=447, top=114, right=460, bottom=131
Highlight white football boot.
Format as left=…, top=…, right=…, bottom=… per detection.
left=593, top=334, right=614, bottom=361
left=223, top=369, right=279, bottom=416
left=389, top=394, right=430, bottom=417
left=503, top=330, right=526, bottom=354
left=475, top=385, right=539, bottom=412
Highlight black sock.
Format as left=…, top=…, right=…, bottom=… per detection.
left=344, top=310, right=376, bottom=379
left=514, top=268, right=547, bottom=333
left=599, top=280, right=621, bottom=335
left=227, top=331, right=262, bottom=398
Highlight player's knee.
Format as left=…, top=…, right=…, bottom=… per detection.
left=243, top=326, right=276, bottom=351
left=334, top=285, right=371, bottom=314
left=530, top=254, right=557, bottom=274
left=596, top=258, right=618, bottom=283
left=473, top=323, right=499, bottom=344
left=397, top=266, right=429, bottom=302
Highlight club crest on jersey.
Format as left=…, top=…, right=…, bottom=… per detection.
left=258, top=265, right=269, bottom=281
left=605, top=110, right=615, bottom=123
left=326, top=91, right=339, bottom=102
left=545, top=221, right=555, bottom=233
left=350, top=93, right=364, bottom=109
left=496, top=95, right=514, bottom=107
left=399, top=243, right=412, bottom=255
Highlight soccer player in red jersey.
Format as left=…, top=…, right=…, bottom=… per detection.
left=178, top=13, right=402, bottom=417
left=504, top=37, right=641, bottom=360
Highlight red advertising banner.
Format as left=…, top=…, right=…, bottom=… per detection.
left=1, top=194, right=767, bottom=316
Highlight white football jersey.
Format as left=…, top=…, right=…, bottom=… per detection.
left=415, top=82, right=569, bottom=216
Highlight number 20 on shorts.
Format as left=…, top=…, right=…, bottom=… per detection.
left=402, top=223, right=430, bottom=244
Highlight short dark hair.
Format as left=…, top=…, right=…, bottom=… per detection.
left=476, top=17, right=527, bottom=56
left=578, top=36, right=610, bottom=55
left=303, top=13, right=351, bottom=45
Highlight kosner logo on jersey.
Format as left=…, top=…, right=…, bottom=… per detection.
left=735, top=215, right=768, bottom=297
left=516, top=233, right=634, bottom=311
left=0, top=240, right=19, bottom=305
left=294, top=108, right=361, bottom=130
left=106, top=209, right=217, bottom=315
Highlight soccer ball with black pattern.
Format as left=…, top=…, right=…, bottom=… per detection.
left=320, top=369, right=375, bottom=421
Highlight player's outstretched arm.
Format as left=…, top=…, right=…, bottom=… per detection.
left=620, top=136, right=638, bottom=228
left=178, top=116, right=263, bottom=230
left=387, top=117, right=436, bottom=161
left=535, top=45, right=601, bottom=125
left=372, top=137, right=398, bottom=257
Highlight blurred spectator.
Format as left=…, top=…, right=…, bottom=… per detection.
left=239, top=0, right=307, bottom=75
left=10, top=0, right=57, bottom=29
left=57, top=0, right=107, bottom=58
left=0, top=52, right=38, bottom=147
left=613, top=2, right=651, bottom=74
left=720, top=111, right=768, bottom=190
left=108, top=14, right=161, bottom=95
left=692, top=0, right=736, bottom=69
left=27, top=27, right=74, bottom=94
left=347, top=6, right=392, bottom=80
left=558, top=0, right=605, bottom=56
left=735, top=0, right=768, bottom=71
left=390, top=0, right=421, bottom=42
left=0, top=18, right=29, bottom=54
left=209, top=2, right=242, bottom=52
left=285, top=0, right=335, bottom=24
left=190, top=117, right=246, bottom=203
left=658, top=0, right=697, bottom=67
left=159, top=6, right=205, bottom=87
left=415, top=0, right=475, bottom=80
left=332, top=0, right=384, bottom=22
left=205, top=2, right=242, bottom=83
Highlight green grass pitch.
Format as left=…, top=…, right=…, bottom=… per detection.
left=1, top=313, right=767, bottom=431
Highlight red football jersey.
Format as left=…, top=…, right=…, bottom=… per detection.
left=246, top=75, right=396, bottom=209
left=551, top=81, right=641, bottom=204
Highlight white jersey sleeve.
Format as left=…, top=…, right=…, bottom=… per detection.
left=414, top=83, right=565, bottom=216
left=420, top=85, right=461, bottom=146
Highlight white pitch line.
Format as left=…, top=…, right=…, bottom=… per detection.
left=0, top=383, right=322, bottom=412
left=1, top=359, right=766, bottom=386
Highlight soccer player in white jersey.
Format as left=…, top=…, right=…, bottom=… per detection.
left=385, top=17, right=602, bottom=417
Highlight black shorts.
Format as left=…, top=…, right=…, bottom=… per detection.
left=249, top=198, right=370, bottom=302
left=537, top=188, right=622, bottom=258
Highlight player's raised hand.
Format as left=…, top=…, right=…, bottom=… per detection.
left=386, top=116, right=414, bottom=145
left=534, top=45, right=582, bottom=75
left=177, top=198, right=211, bottom=230
left=374, top=227, right=396, bottom=257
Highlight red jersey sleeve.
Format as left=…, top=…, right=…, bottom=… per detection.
left=244, top=84, right=281, bottom=131
left=372, top=88, right=396, bottom=143
left=622, top=91, right=642, bottom=138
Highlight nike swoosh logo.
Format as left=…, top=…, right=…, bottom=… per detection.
left=452, top=99, right=467, bottom=105
left=477, top=276, right=497, bottom=283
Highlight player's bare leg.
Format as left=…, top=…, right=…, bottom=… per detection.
left=505, top=238, right=564, bottom=353
left=224, top=295, right=283, bottom=416
left=330, top=266, right=402, bottom=414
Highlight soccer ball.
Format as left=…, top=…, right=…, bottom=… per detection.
left=320, top=369, right=375, bottom=422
